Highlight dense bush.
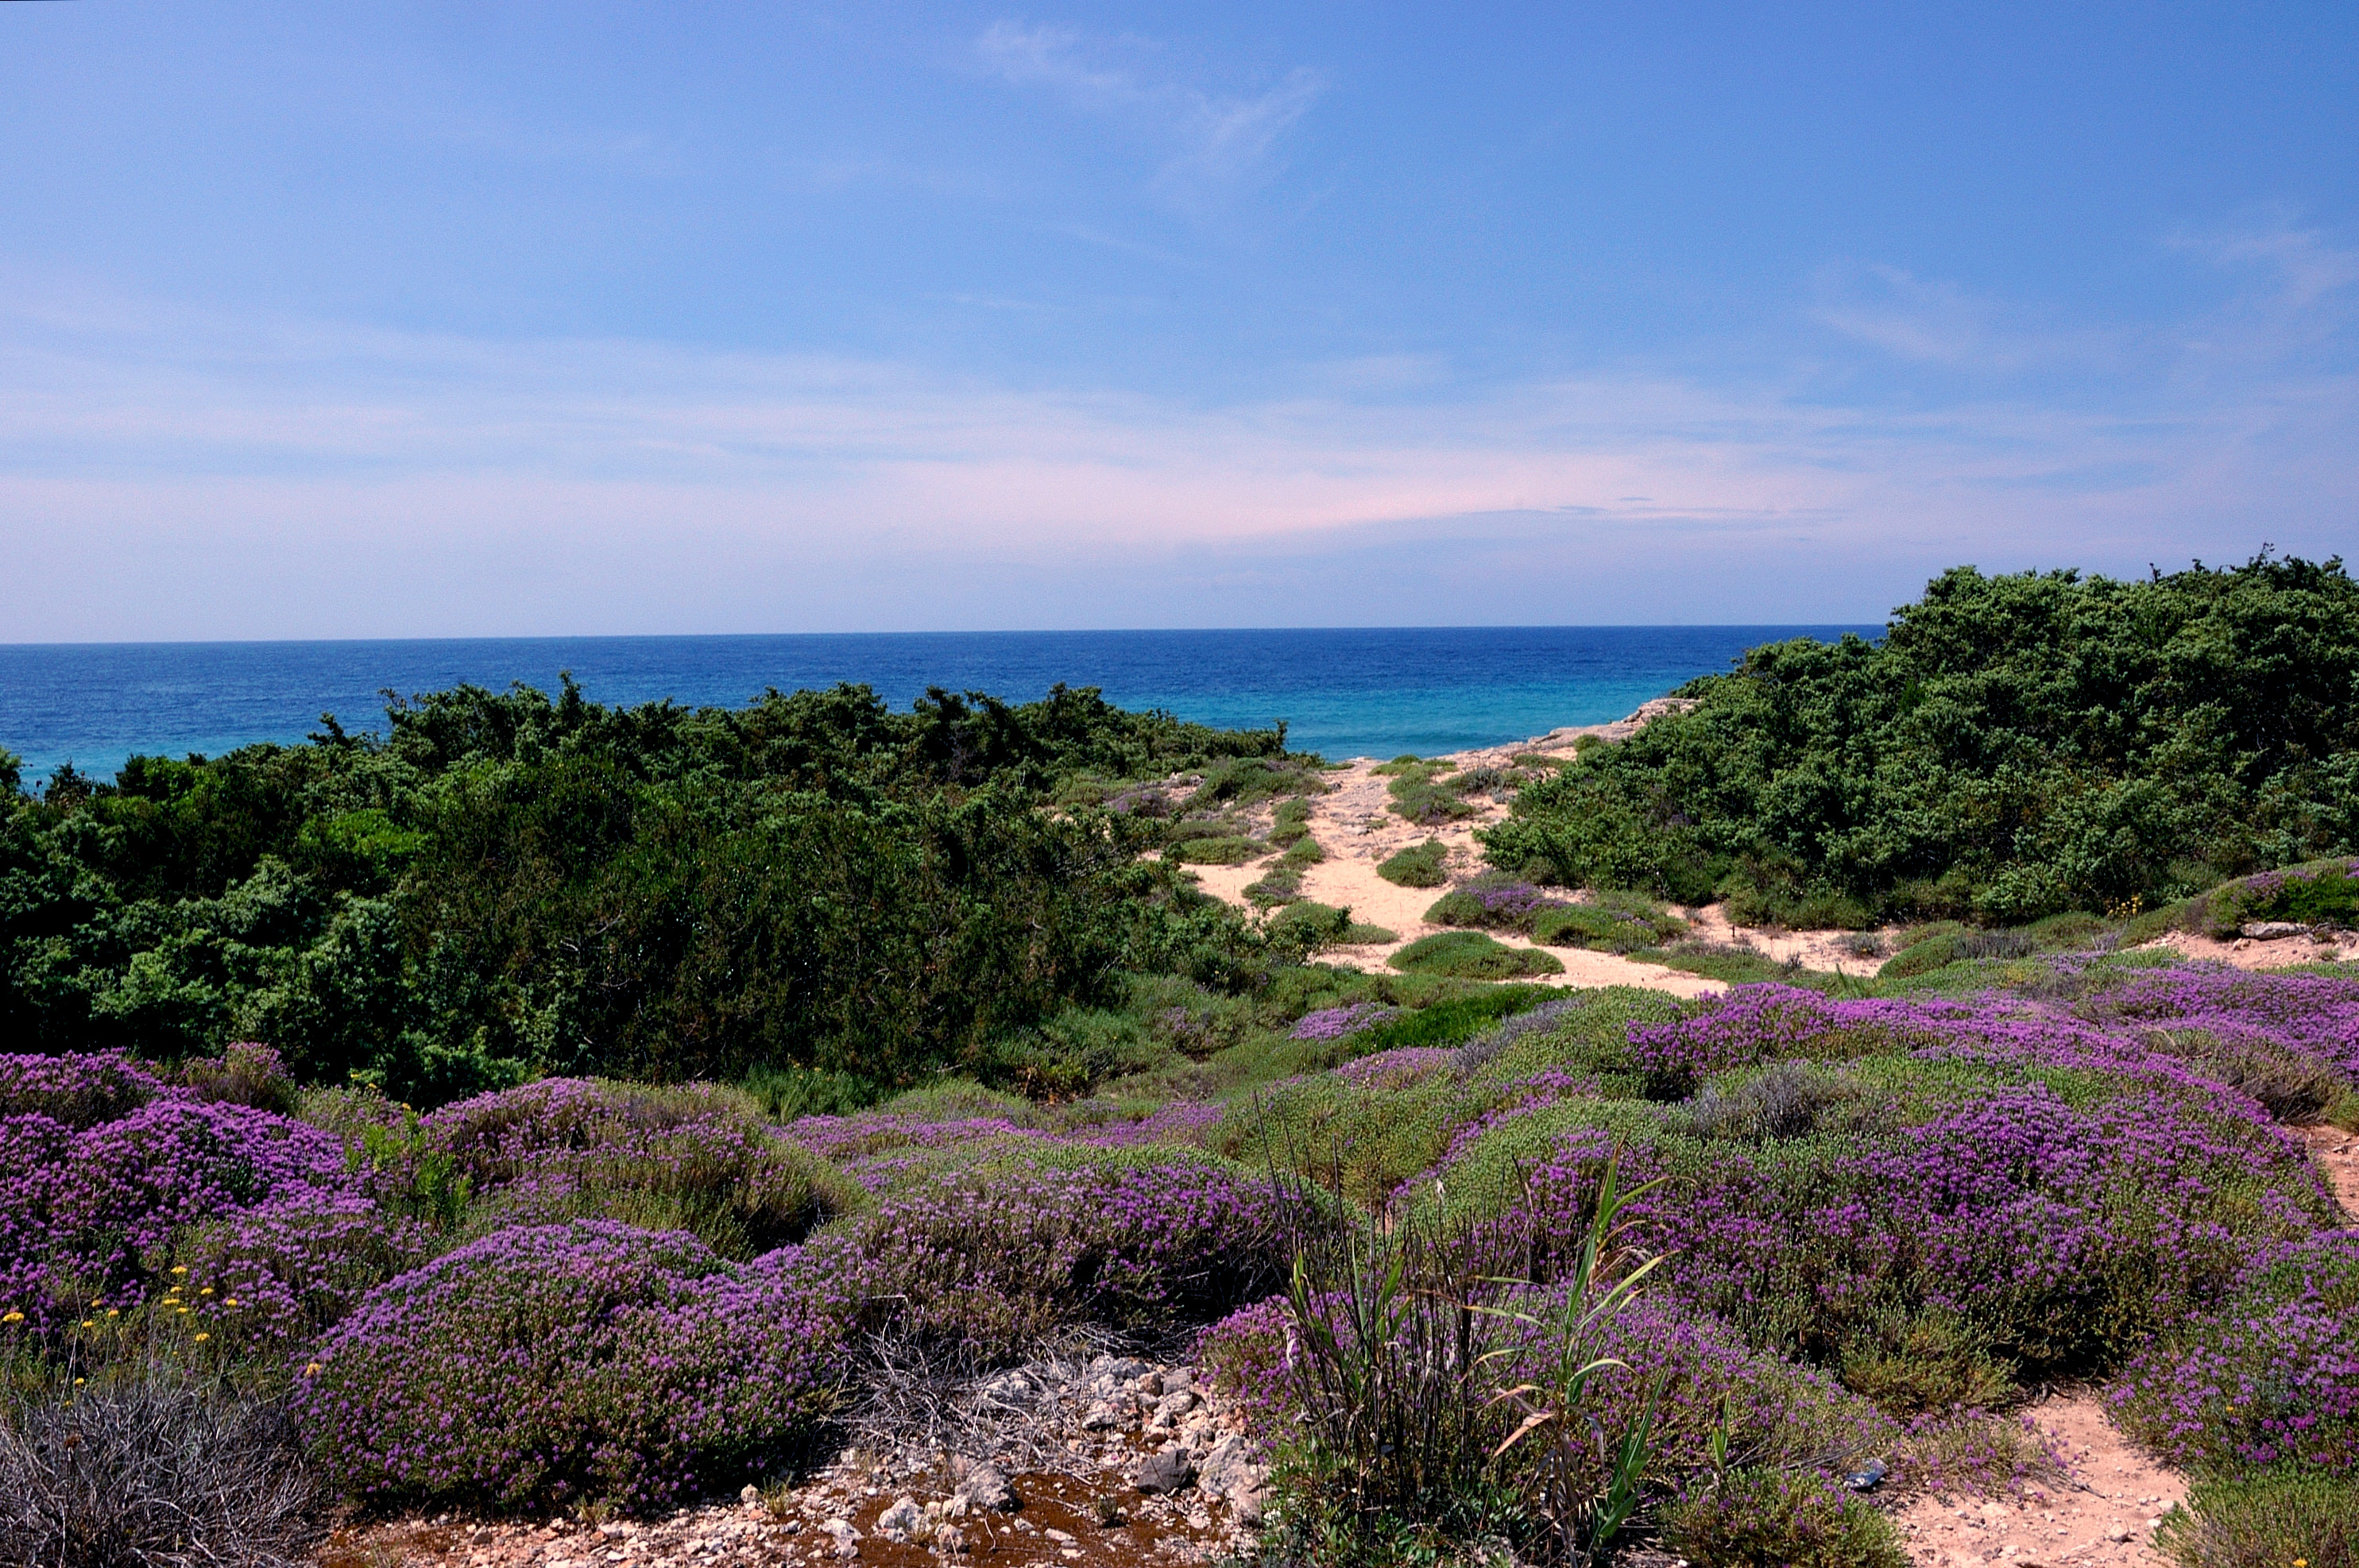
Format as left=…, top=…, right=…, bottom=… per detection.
left=294, top=1222, right=851, bottom=1514
left=420, top=1077, right=862, bottom=1256
left=1660, top=1467, right=1904, bottom=1568
left=0, top=681, right=1291, bottom=1103
left=1375, top=840, right=1449, bottom=888
left=1484, top=554, right=2359, bottom=923
left=2111, top=1231, right=2359, bottom=1473
left=814, top=1149, right=1290, bottom=1359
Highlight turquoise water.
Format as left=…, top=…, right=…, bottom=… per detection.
left=0, top=625, right=1877, bottom=785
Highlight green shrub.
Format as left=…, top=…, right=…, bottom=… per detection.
left=2156, top=1471, right=2359, bottom=1568
left=744, top=1063, right=883, bottom=1119
left=1166, top=834, right=1264, bottom=865
left=1661, top=1468, right=1906, bottom=1568
left=1481, top=554, right=2359, bottom=922
left=1376, top=840, right=1450, bottom=888
left=1244, top=864, right=1304, bottom=907
left=1269, top=798, right=1315, bottom=848
left=1281, top=834, right=1325, bottom=867
left=1389, top=932, right=1564, bottom=980
left=1533, top=894, right=1688, bottom=954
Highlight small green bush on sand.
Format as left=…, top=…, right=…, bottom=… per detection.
left=1377, top=840, right=1450, bottom=887
left=1389, top=931, right=1563, bottom=980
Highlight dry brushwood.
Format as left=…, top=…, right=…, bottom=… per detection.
left=0, top=1367, right=317, bottom=1568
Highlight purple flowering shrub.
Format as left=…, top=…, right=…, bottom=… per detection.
left=422, top=1078, right=862, bottom=1255
left=294, top=1222, right=849, bottom=1514
left=1626, top=985, right=1943, bottom=1095
left=4, top=1091, right=361, bottom=1330
left=179, top=1191, right=433, bottom=1360
left=1288, top=1002, right=1400, bottom=1042
left=0, top=1051, right=168, bottom=1130
left=2110, top=1230, right=2359, bottom=1473
left=779, top=1110, right=1049, bottom=1193
left=821, top=1150, right=1290, bottom=1358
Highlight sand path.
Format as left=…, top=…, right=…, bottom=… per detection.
left=1191, top=739, right=1726, bottom=999
left=2298, top=1123, right=2359, bottom=1218
left=1897, top=1397, right=2186, bottom=1568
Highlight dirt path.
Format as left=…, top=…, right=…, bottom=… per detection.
left=1193, top=748, right=1727, bottom=1000
left=2298, top=1123, right=2359, bottom=1218
left=1896, top=1398, right=2186, bottom=1568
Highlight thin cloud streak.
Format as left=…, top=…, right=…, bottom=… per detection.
left=0, top=249, right=2352, bottom=641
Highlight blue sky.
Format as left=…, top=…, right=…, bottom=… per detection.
left=2, top=2, right=2353, bottom=639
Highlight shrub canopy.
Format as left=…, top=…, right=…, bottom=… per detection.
left=1484, top=554, right=2359, bottom=923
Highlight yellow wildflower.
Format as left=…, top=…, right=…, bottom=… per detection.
left=2, top=1311, right=23, bottom=1323
left=73, top=1377, right=85, bottom=1386
left=199, top=1287, right=215, bottom=1296
left=106, top=1308, right=119, bottom=1319
left=80, top=1319, right=95, bottom=1329
left=304, top=1361, right=323, bottom=1376
left=223, top=1297, right=239, bottom=1307
left=171, top=1266, right=188, bottom=1276
left=192, top=1332, right=210, bottom=1343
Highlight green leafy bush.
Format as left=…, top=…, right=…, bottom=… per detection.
left=1483, top=554, right=2359, bottom=923
left=1376, top=840, right=1450, bottom=888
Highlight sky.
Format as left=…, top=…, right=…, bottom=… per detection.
left=2, top=2, right=2354, bottom=640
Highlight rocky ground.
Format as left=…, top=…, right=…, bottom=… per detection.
left=320, top=1354, right=1267, bottom=1568
left=1894, top=1399, right=2186, bottom=1568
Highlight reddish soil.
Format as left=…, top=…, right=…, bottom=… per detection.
left=1895, top=1398, right=2187, bottom=1568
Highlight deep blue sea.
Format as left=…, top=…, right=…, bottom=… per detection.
left=0, top=627, right=1878, bottom=785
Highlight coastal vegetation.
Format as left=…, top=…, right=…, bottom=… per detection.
left=1486, top=552, right=2359, bottom=926
left=3, top=556, right=2357, bottom=1568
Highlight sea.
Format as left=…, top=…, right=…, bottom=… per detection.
left=0, top=626, right=1879, bottom=786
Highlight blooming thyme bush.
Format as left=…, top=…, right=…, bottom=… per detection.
left=294, top=1221, right=850, bottom=1514
left=822, top=1149, right=1290, bottom=1358
left=2154, top=1470, right=2359, bottom=1568
left=1288, top=1002, right=1401, bottom=1042
left=0, top=1050, right=167, bottom=1129
left=4, top=1090, right=360, bottom=1330
left=423, top=1077, right=862, bottom=1255
left=2110, top=1230, right=2359, bottom=1473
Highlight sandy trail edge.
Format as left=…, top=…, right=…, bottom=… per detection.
left=1897, top=1398, right=2186, bottom=1568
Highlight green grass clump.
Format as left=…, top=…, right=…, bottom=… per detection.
left=2156, top=1471, right=2359, bottom=1568
left=1389, top=931, right=1564, bottom=980
left=1377, top=840, right=1450, bottom=887
left=1268, top=798, right=1315, bottom=848
left=1184, top=755, right=1331, bottom=811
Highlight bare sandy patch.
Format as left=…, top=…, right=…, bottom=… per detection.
left=2133, top=928, right=2359, bottom=971
left=1896, top=1397, right=2185, bottom=1568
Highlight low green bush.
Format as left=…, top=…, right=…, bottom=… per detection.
left=1281, top=834, right=1325, bottom=867
left=1376, top=840, right=1450, bottom=888
left=2155, top=1470, right=2359, bottom=1568
left=1533, top=894, right=1688, bottom=954
left=1269, top=798, right=1314, bottom=848
left=1166, top=834, right=1264, bottom=865
left=1661, top=1468, right=1906, bottom=1568
left=1243, top=865, right=1303, bottom=907
left=1389, top=931, right=1564, bottom=980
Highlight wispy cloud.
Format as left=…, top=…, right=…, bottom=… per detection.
left=973, top=21, right=1323, bottom=198
left=0, top=248, right=2351, bottom=639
